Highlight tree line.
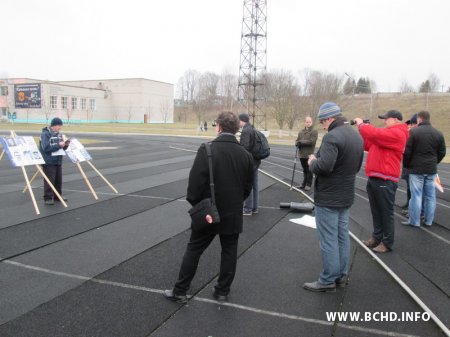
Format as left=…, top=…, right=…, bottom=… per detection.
left=176, top=69, right=448, bottom=130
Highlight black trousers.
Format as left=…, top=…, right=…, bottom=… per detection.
left=300, top=158, right=313, bottom=187
left=366, top=177, right=398, bottom=249
left=42, top=165, right=62, bottom=200
left=173, top=230, right=239, bottom=296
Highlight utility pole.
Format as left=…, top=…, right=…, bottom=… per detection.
left=238, top=0, right=267, bottom=129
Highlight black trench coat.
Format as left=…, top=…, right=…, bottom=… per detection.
left=187, top=133, right=254, bottom=234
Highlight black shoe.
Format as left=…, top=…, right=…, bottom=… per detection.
left=163, top=290, right=188, bottom=304
left=213, top=289, right=228, bottom=302
left=303, top=281, right=336, bottom=292
left=44, top=199, right=54, bottom=205
left=54, top=197, right=68, bottom=202
left=212, top=290, right=228, bottom=302
left=401, top=221, right=420, bottom=228
left=335, top=277, right=347, bottom=288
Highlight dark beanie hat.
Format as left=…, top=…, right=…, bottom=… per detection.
left=50, top=117, right=63, bottom=126
left=238, top=113, right=250, bottom=123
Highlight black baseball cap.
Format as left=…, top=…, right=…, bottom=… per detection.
left=405, top=113, right=418, bottom=125
left=378, top=110, right=403, bottom=121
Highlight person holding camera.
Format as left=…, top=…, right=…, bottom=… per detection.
left=354, top=110, right=409, bottom=253
left=295, top=116, right=318, bottom=191
left=39, top=117, right=69, bottom=205
left=163, top=111, right=254, bottom=304
left=303, top=102, right=363, bottom=292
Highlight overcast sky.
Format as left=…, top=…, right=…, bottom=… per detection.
left=2, top=0, right=449, bottom=92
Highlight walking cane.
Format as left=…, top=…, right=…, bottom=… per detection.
left=289, top=147, right=299, bottom=190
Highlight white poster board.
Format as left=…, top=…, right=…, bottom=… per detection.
left=0, top=136, right=45, bottom=167
left=65, top=138, right=92, bottom=163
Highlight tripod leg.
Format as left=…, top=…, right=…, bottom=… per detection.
left=289, top=148, right=298, bottom=190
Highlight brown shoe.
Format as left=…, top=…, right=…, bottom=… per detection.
left=362, top=237, right=379, bottom=248
left=372, top=242, right=391, bottom=253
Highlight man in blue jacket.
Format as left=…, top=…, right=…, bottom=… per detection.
left=39, top=117, right=69, bottom=205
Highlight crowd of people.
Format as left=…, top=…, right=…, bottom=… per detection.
left=38, top=104, right=445, bottom=301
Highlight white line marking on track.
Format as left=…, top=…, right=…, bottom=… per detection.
left=2, top=260, right=422, bottom=337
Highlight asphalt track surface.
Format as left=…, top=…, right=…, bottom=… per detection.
left=0, top=132, right=449, bottom=337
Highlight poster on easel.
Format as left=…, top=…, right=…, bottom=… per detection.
left=0, top=136, right=45, bottom=167
left=65, top=138, right=92, bottom=163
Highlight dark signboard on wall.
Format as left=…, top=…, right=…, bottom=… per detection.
left=14, top=83, right=41, bottom=109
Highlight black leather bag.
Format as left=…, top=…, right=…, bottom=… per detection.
left=188, top=143, right=221, bottom=231
left=188, top=197, right=221, bottom=231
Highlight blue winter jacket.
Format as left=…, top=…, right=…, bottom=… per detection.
left=39, top=127, right=64, bottom=165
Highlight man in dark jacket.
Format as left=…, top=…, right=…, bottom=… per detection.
left=295, top=116, right=318, bottom=190
left=164, top=111, right=254, bottom=303
left=39, top=117, right=69, bottom=205
left=239, top=113, right=261, bottom=216
left=355, top=110, right=409, bottom=253
left=402, top=111, right=446, bottom=227
left=303, top=102, right=363, bottom=292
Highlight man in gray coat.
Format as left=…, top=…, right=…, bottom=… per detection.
left=303, top=102, right=364, bottom=292
left=164, top=111, right=254, bottom=303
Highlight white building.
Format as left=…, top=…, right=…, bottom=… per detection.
left=0, top=78, right=174, bottom=124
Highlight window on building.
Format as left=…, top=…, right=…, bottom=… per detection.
left=90, top=99, right=96, bottom=111
left=71, top=97, right=77, bottom=110
left=50, top=96, right=58, bottom=109
left=81, top=98, right=86, bottom=110
left=0, top=86, right=8, bottom=96
left=61, top=96, right=68, bottom=109
left=1, top=108, right=7, bottom=116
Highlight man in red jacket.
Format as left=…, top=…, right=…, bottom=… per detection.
left=354, top=110, right=409, bottom=253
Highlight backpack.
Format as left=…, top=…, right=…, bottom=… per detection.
left=251, top=128, right=270, bottom=160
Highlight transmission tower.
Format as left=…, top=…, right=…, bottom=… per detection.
left=238, top=0, right=267, bottom=129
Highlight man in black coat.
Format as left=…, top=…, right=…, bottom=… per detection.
left=239, top=113, right=261, bottom=216
left=164, top=111, right=254, bottom=303
left=402, top=111, right=446, bottom=227
left=303, top=102, right=363, bottom=292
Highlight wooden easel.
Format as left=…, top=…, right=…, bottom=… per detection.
left=3, top=131, right=67, bottom=215
left=74, top=159, right=119, bottom=200
left=20, top=136, right=119, bottom=201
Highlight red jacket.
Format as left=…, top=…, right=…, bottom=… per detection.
left=359, top=123, right=409, bottom=182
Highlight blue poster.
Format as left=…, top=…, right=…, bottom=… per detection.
left=14, top=83, right=42, bottom=109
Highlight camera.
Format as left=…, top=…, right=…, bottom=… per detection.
left=350, top=119, right=370, bottom=125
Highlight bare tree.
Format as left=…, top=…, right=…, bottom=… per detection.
left=299, top=69, right=342, bottom=119
left=183, top=69, right=201, bottom=102
left=127, top=103, right=132, bottom=123
left=160, top=99, right=171, bottom=123
left=42, top=97, right=52, bottom=123
left=265, top=69, right=298, bottom=132
left=218, top=68, right=238, bottom=111
left=399, top=80, right=415, bottom=93
left=428, top=73, right=441, bottom=92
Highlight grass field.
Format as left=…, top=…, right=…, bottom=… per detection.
left=1, top=92, right=448, bottom=162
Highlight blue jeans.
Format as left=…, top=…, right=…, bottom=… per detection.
left=244, top=161, right=260, bottom=212
left=409, top=174, right=436, bottom=226
left=315, top=206, right=350, bottom=285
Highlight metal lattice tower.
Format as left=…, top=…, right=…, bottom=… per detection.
left=238, top=0, right=267, bottom=129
